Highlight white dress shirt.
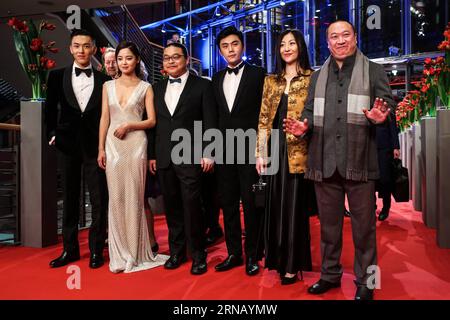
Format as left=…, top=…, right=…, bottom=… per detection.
left=72, top=62, right=94, bottom=112
left=164, top=71, right=189, bottom=116
left=223, top=61, right=245, bottom=112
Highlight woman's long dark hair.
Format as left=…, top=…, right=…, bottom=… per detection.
left=274, top=29, right=312, bottom=79
left=115, top=40, right=141, bottom=77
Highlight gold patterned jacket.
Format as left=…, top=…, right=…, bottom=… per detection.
left=256, top=70, right=312, bottom=174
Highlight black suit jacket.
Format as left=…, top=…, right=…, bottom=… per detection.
left=148, top=74, right=217, bottom=169
left=45, top=66, right=109, bottom=157
left=212, top=63, right=266, bottom=162
left=376, top=115, right=400, bottom=150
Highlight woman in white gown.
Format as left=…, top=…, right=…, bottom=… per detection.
left=98, top=41, right=168, bottom=273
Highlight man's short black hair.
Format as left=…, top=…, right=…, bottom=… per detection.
left=165, top=42, right=189, bottom=57
left=216, top=26, right=244, bottom=48
left=70, top=28, right=96, bottom=44
left=326, top=20, right=357, bottom=38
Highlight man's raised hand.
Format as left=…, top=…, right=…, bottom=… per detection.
left=363, top=98, right=390, bottom=124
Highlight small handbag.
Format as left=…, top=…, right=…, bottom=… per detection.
left=252, top=175, right=267, bottom=208
left=391, top=158, right=410, bottom=202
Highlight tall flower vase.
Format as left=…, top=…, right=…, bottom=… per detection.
left=399, top=131, right=406, bottom=168
left=406, top=127, right=414, bottom=200
left=20, top=100, right=57, bottom=247
left=436, top=108, right=450, bottom=248
left=420, top=116, right=437, bottom=228
left=412, top=123, right=422, bottom=211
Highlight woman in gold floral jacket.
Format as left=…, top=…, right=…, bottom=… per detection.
left=256, top=29, right=317, bottom=285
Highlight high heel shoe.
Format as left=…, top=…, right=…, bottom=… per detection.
left=281, top=274, right=298, bottom=285
left=151, top=242, right=159, bottom=253
left=281, top=271, right=303, bottom=285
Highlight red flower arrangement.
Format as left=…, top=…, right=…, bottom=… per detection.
left=7, top=17, right=58, bottom=99
left=435, top=22, right=450, bottom=108
left=396, top=22, right=450, bottom=129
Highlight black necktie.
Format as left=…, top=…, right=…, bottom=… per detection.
left=226, top=63, right=244, bottom=75
left=75, top=67, right=92, bottom=77
left=169, top=78, right=181, bottom=84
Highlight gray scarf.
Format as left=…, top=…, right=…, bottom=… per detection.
left=305, top=49, right=372, bottom=182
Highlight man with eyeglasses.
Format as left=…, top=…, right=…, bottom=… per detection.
left=148, top=42, right=217, bottom=275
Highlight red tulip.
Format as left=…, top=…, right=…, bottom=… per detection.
left=45, top=59, right=56, bottom=69
left=40, top=56, right=48, bottom=66
left=27, top=63, right=38, bottom=71
left=7, top=17, right=29, bottom=33
left=7, top=17, right=17, bottom=27
left=438, top=40, right=450, bottom=51
left=30, top=38, right=43, bottom=51
left=42, top=22, right=56, bottom=31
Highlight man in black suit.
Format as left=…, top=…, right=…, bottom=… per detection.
left=211, top=26, right=266, bottom=275
left=148, top=43, right=217, bottom=275
left=46, top=29, right=109, bottom=269
left=376, top=117, right=400, bottom=221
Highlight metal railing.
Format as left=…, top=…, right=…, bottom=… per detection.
left=0, top=123, right=20, bottom=245
left=0, top=120, right=93, bottom=246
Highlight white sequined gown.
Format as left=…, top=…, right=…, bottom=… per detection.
left=105, top=79, right=168, bottom=273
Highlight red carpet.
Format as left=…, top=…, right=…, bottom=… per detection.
left=1, top=198, right=450, bottom=300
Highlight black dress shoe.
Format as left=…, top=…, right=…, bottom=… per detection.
left=49, top=251, right=80, bottom=268
left=164, top=255, right=187, bottom=269
left=308, top=279, right=341, bottom=294
left=215, top=255, right=243, bottom=272
left=89, top=253, right=104, bottom=269
left=245, top=257, right=260, bottom=276
left=355, top=286, right=374, bottom=300
left=206, top=228, right=224, bottom=246
left=191, top=259, right=207, bottom=275
left=378, top=208, right=389, bottom=221
left=151, top=242, right=159, bottom=253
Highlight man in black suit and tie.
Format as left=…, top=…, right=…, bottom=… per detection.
left=46, top=29, right=109, bottom=269
left=148, top=43, right=217, bottom=275
left=212, top=26, right=266, bottom=275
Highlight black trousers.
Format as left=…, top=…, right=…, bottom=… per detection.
left=377, top=148, right=394, bottom=210
left=202, top=170, right=221, bottom=232
left=217, top=163, right=263, bottom=260
left=61, top=152, right=108, bottom=255
left=158, top=163, right=206, bottom=261
left=314, top=171, right=377, bottom=286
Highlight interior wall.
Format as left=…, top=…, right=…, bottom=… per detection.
left=0, top=14, right=73, bottom=98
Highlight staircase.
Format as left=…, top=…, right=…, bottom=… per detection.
left=93, top=5, right=203, bottom=84
left=0, top=133, right=20, bottom=245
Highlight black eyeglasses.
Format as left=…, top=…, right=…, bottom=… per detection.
left=163, top=54, right=184, bottom=62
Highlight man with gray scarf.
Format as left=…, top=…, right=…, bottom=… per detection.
left=284, top=20, right=394, bottom=300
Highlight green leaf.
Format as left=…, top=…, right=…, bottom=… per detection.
left=12, top=31, right=33, bottom=82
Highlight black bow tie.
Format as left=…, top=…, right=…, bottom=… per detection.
left=169, top=78, right=182, bottom=84
left=75, top=67, right=92, bottom=77
left=226, top=63, right=244, bottom=75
